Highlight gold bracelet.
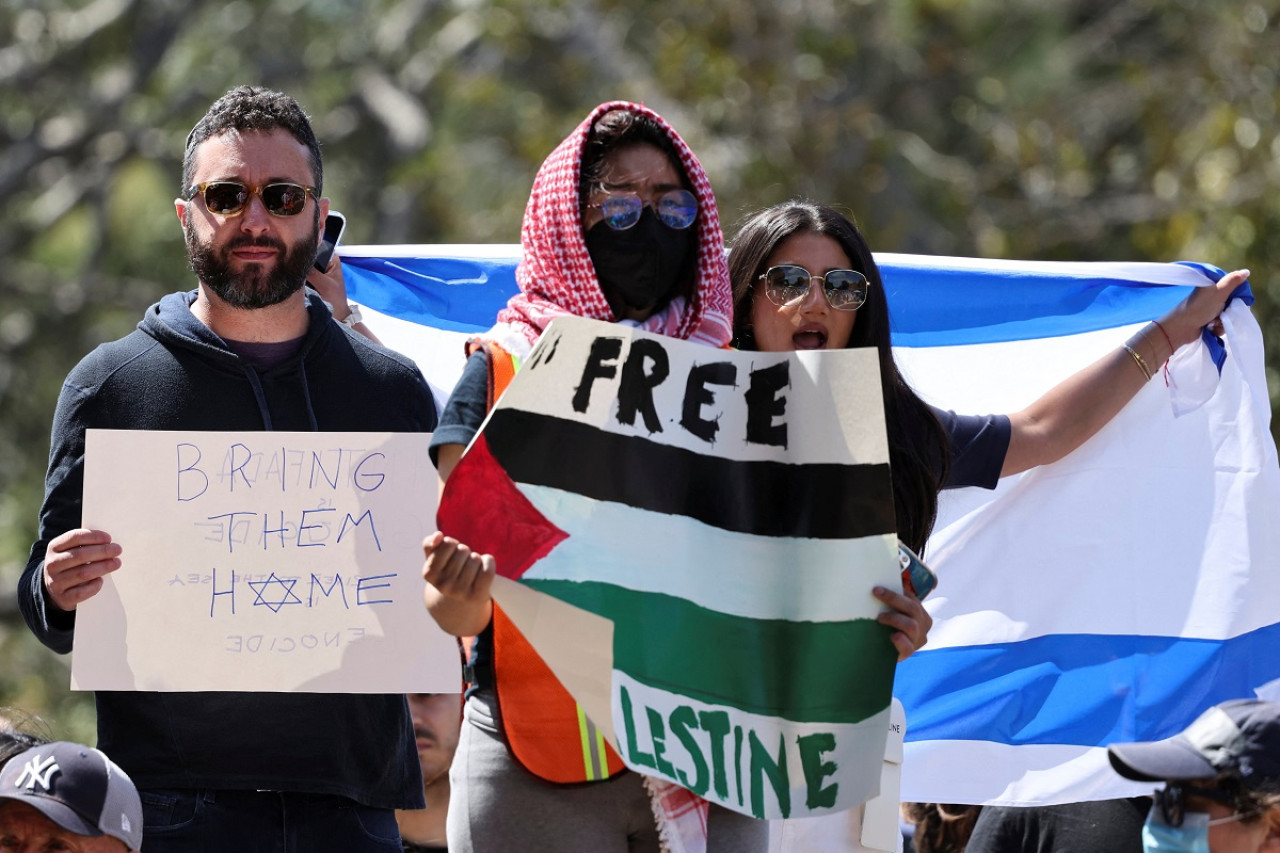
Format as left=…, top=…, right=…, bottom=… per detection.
left=1123, top=344, right=1153, bottom=381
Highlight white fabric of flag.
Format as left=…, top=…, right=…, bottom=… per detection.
left=338, top=244, right=1280, bottom=807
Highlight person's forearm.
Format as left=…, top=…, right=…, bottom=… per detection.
left=1001, top=270, right=1246, bottom=476
left=424, top=584, right=492, bottom=637
left=346, top=318, right=382, bottom=345
left=19, top=555, right=76, bottom=654
left=1002, top=345, right=1147, bottom=476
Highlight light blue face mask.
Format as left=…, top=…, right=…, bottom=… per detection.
left=1142, top=804, right=1211, bottom=853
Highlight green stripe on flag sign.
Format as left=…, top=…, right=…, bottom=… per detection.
left=523, top=579, right=896, bottom=725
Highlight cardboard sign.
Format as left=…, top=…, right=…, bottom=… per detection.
left=73, top=430, right=459, bottom=693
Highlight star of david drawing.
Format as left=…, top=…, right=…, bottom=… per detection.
left=248, top=573, right=303, bottom=613
left=15, top=754, right=59, bottom=791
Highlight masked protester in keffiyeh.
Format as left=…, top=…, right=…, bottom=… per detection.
left=421, top=103, right=765, bottom=853
left=485, top=102, right=734, bottom=354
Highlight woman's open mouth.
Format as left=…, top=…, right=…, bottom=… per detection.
left=792, top=329, right=828, bottom=350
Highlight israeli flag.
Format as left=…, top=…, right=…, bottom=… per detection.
left=339, top=245, right=1280, bottom=806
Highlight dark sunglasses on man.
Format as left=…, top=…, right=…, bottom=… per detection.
left=185, top=181, right=317, bottom=217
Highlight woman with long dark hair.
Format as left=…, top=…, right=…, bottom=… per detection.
left=729, top=200, right=1242, bottom=554
left=729, top=200, right=1245, bottom=853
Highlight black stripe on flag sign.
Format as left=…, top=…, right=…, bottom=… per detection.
left=482, top=407, right=896, bottom=541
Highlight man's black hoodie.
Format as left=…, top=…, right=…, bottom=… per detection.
left=21, top=289, right=436, bottom=808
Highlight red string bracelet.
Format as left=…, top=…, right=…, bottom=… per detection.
left=1151, top=319, right=1176, bottom=357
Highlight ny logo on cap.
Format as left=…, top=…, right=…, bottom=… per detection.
left=14, top=754, right=60, bottom=792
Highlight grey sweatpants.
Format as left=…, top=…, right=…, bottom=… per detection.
left=447, top=689, right=769, bottom=852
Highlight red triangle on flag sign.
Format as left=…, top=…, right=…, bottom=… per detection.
left=438, top=433, right=568, bottom=580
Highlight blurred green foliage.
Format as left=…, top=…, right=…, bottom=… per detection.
left=2, top=0, right=1277, bottom=743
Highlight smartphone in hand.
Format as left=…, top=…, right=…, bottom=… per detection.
left=898, top=541, right=937, bottom=600
left=314, top=211, right=346, bottom=272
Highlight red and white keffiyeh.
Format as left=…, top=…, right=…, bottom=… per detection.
left=484, top=100, right=734, bottom=356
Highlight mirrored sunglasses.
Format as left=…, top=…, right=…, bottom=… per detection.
left=1154, top=784, right=1242, bottom=828
left=185, top=181, right=317, bottom=217
left=589, top=189, right=698, bottom=231
left=759, top=264, right=868, bottom=311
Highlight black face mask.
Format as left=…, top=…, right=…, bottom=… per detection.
left=586, top=207, right=695, bottom=319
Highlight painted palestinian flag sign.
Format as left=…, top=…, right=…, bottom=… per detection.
left=438, top=315, right=901, bottom=820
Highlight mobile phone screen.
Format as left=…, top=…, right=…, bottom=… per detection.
left=314, top=211, right=346, bottom=272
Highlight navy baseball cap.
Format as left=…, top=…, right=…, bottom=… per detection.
left=1108, top=699, right=1280, bottom=789
left=0, top=741, right=142, bottom=850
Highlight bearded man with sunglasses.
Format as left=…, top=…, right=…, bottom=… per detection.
left=19, top=86, right=437, bottom=851
left=1108, top=699, right=1280, bottom=853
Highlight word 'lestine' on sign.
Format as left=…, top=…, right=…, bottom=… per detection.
left=567, top=336, right=791, bottom=447
left=618, top=685, right=842, bottom=820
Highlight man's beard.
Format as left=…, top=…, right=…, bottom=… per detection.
left=185, top=212, right=319, bottom=310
